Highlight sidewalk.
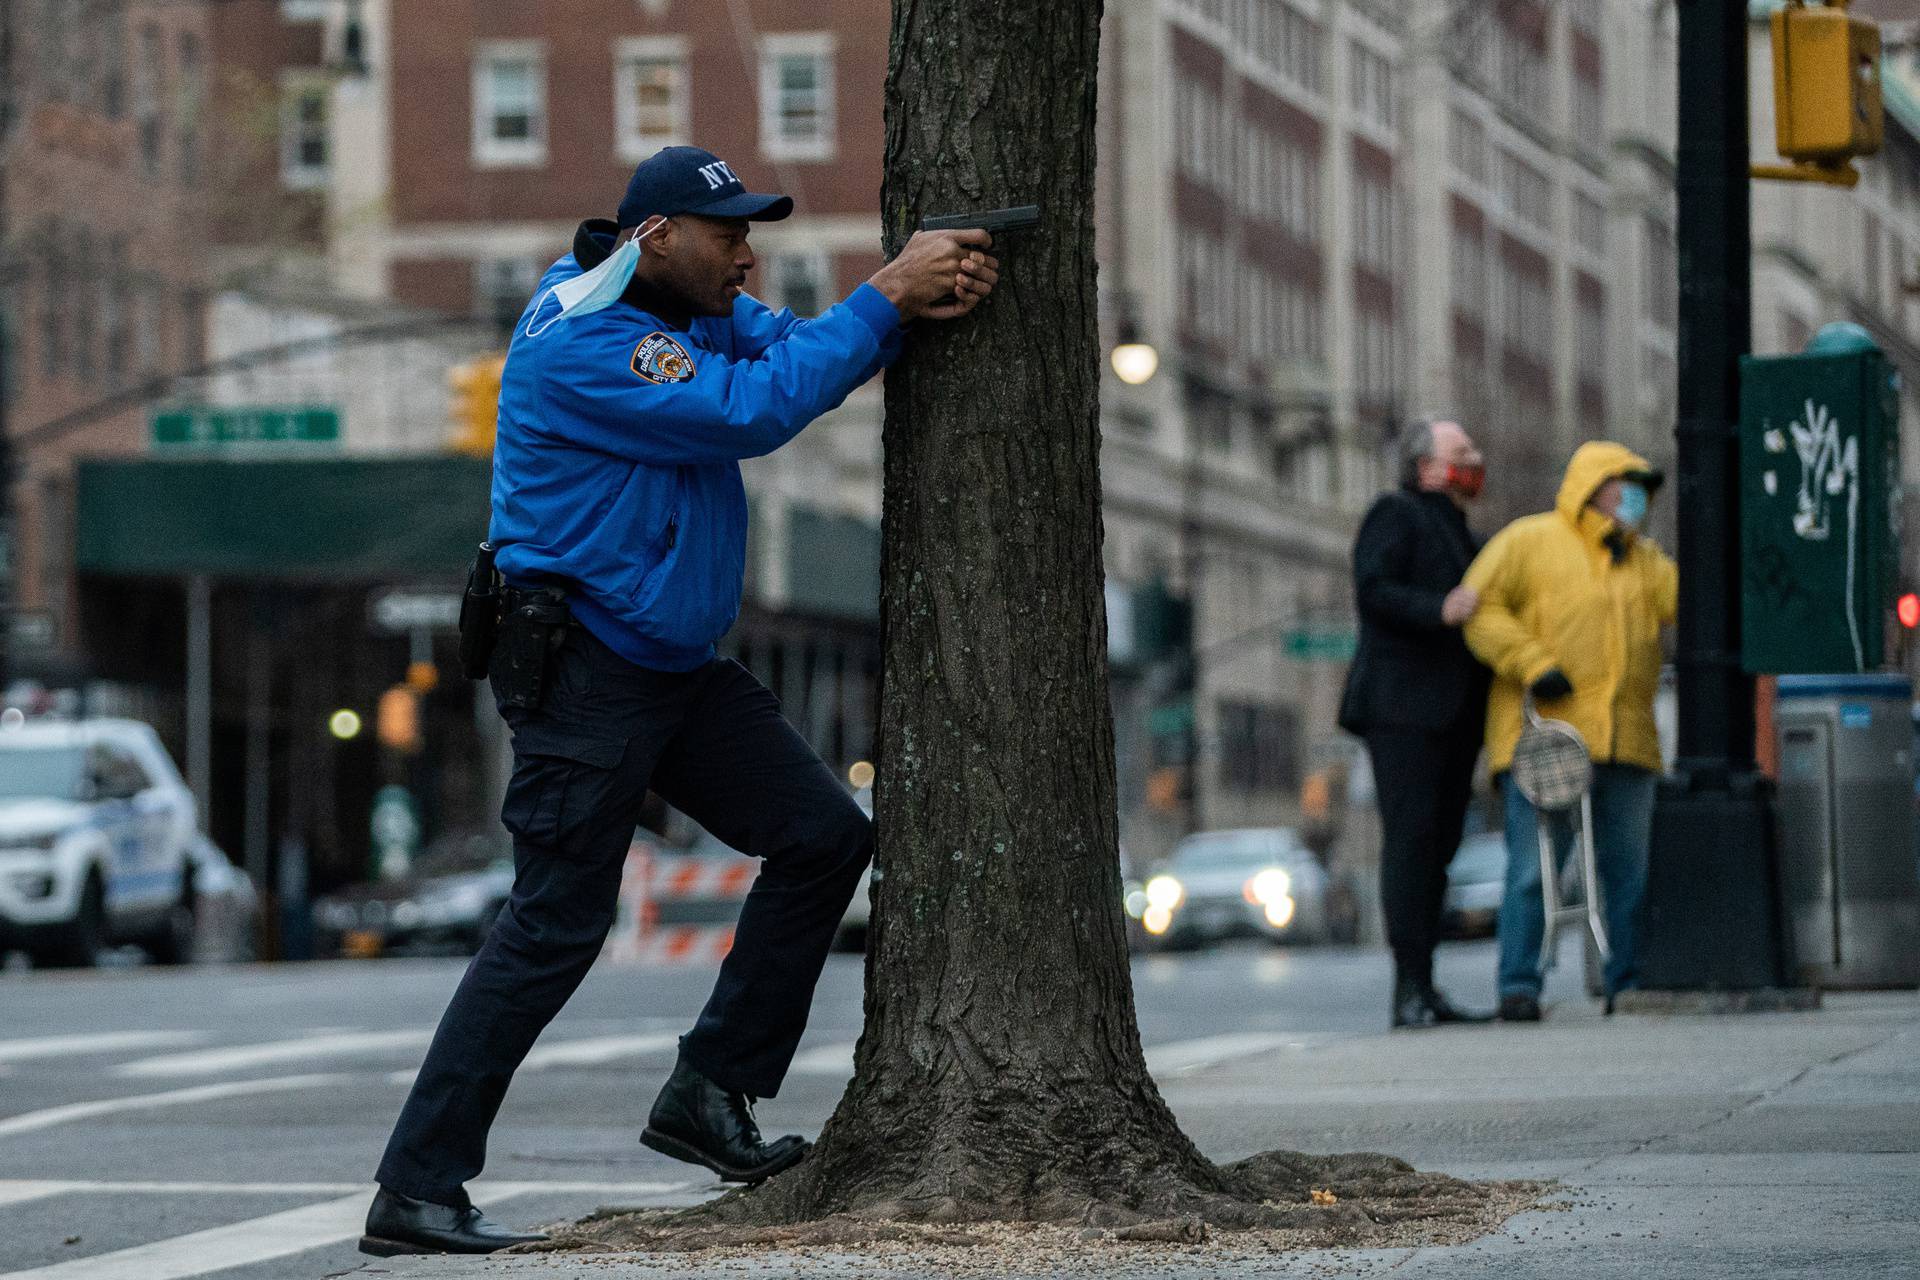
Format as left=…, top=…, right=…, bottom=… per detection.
left=360, top=991, right=1920, bottom=1278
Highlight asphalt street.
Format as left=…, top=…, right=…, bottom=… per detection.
left=0, top=935, right=1576, bottom=1279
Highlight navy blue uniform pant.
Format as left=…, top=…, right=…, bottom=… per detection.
left=375, top=626, right=871, bottom=1206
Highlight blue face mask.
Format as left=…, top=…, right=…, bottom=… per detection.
left=524, top=217, right=664, bottom=337
left=1613, top=481, right=1649, bottom=529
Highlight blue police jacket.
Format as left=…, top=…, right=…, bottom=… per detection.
left=491, top=221, right=903, bottom=672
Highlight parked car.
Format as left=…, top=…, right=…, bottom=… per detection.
left=1128, top=827, right=1347, bottom=949
left=0, top=718, right=200, bottom=967
left=1442, top=831, right=1507, bottom=940
left=311, top=831, right=513, bottom=959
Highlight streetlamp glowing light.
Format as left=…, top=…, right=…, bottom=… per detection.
left=329, top=709, right=364, bottom=740
left=1111, top=340, right=1159, bottom=386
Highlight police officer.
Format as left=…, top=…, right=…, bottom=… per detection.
left=360, top=146, right=999, bottom=1257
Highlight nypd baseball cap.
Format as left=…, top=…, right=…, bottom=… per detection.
left=617, top=146, right=794, bottom=227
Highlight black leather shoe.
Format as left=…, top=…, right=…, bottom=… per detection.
left=1391, top=975, right=1438, bottom=1029
left=1426, top=986, right=1495, bottom=1024
left=358, top=1187, right=546, bottom=1256
left=1499, top=993, right=1543, bottom=1023
left=642, top=1057, right=810, bottom=1183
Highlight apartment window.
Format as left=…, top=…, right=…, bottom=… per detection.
left=281, top=0, right=332, bottom=19
left=102, top=245, right=128, bottom=386
left=473, top=41, right=548, bottom=167
left=1574, top=191, right=1607, bottom=257
left=1353, top=170, right=1395, bottom=274
left=615, top=37, right=688, bottom=160
left=1572, top=70, right=1603, bottom=150
left=1348, top=40, right=1394, bottom=132
left=1642, top=216, right=1676, bottom=331
left=133, top=24, right=162, bottom=175
left=1449, top=108, right=1487, bottom=186
left=1496, top=21, right=1547, bottom=118
left=1239, top=125, right=1318, bottom=242
left=178, top=33, right=204, bottom=183
left=98, top=0, right=126, bottom=118
left=1576, top=281, right=1606, bottom=383
left=1355, top=309, right=1398, bottom=405
left=38, top=229, right=65, bottom=380
left=759, top=34, right=835, bottom=161
left=1498, top=256, right=1553, bottom=365
left=132, top=283, right=161, bottom=376
left=767, top=251, right=829, bottom=318
left=0, top=287, right=16, bottom=407
left=1174, top=78, right=1229, bottom=188
left=280, top=74, right=330, bottom=189
left=71, top=228, right=96, bottom=384
left=1178, top=229, right=1232, bottom=345
left=1498, top=150, right=1551, bottom=231
left=1451, top=218, right=1487, bottom=319
left=475, top=258, right=543, bottom=337
left=1248, top=0, right=1323, bottom=96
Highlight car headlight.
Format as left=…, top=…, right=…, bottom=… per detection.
left=417, top=883, right=490, bottom=927
left=1245, top=867, right=1292, bottom=906
left=1144, top=875, right=1184, bottom=911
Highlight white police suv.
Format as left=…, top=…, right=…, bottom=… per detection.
left=0, top=718, right=198, bottom=966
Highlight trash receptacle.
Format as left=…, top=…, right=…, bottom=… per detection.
left=1774, top=675, right=1920, bottom=989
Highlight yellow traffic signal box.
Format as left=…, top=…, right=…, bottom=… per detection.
left=1771, top=1, right=1883, bottom=166
left=447, top=354, right=506, bottom=457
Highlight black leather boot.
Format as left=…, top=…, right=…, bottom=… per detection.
left=1391, top=973, right=1439, bottom=1029
left=359, top=1187, right=546, bottom=1256
left=641, top=1057, right=810, bottom=1183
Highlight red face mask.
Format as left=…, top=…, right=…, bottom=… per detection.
left=1444, top=463, right=1486, bottom=500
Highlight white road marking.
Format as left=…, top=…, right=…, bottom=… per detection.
left=113, top=1030, right=434, bottom=1078
left=521, top=1031, right=683, bottom=1070
left=0, top=1183, right=65, bottom=1208
left=787, top=1041, right=858, bottom=1075
left=387, top=1029, right=686, bottom=1086
left=1143, top=1032, right=1320, bottom=1076
left=0, top=1032, right=205, bottom=1064
left=0, top=1182, right=698, bottom=1280
left=0, top=1074, right=352, bottom=1139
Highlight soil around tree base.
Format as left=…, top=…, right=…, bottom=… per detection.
left=513, top=1151, right=1548, bottom=1264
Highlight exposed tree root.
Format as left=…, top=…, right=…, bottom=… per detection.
left=520, top=1148, right=1545, bottom=1259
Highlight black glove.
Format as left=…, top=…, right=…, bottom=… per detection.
left=1529, top=669, right=1574, bottom=702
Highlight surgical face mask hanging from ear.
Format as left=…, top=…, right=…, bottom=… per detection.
left=524, top=216, right=668, bottom=337
left=1612, top=480, right=1650, bottom=529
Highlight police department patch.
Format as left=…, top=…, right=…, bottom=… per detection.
left=631, top=332, right=697, bottom=384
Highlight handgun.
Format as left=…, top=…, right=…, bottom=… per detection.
left=921, top=204, right=1042, bottom=235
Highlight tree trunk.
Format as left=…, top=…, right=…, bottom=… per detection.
left=713, top=0, right=1224, bottom=1223
left=672, top=0, right=1476, bottom=1233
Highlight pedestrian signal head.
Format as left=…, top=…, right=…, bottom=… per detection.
left=1897, top=593, right=1919, bottom=629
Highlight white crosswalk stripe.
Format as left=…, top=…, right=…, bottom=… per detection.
left=0, top=1074, right=352, bottom=1139
left=521, top=1031, right=684, bottom=1070
left=0, top=1032, right=206, bottom=1064
left=787, top=1040, right=858, bottom=1075
left=1143, top=1032, right=1327, bottom=1075
left=113, top=1030, right=434, bottom=1078
left=0, top=1182, right=697, bottom=1280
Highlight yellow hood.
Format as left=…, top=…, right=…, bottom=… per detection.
left=1554, top=440, right=1663, bottom=531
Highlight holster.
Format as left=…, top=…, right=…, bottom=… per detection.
left=457, top=542, right=501, bottom=680
left=495, top=588, right=572, bottom=710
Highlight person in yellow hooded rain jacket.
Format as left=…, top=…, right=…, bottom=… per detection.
left=1462, top=441, right=1677, bottom=1022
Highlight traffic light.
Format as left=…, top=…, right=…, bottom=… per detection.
left=376, top=684, right=422, bottom=754
left=1757, top=1, right=1882, bottom=186
left=447, top=354, right=506, bottom=457
left=1898, top=592, right=1919, bottom=631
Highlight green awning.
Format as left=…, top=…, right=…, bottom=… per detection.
left=77, top=455, right=492, bottom=580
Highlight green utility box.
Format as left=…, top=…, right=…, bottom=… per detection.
left=1739, top=328, right=1901, bottom=674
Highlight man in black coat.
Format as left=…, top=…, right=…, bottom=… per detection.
left=1339, top=417, right=1493, bottom=1028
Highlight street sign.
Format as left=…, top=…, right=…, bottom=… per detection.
left=1283, top=628, right=1357, bottom=662
left=368, top=589, right=462, bottom=634
left=152, top=405, right=341, bottom=448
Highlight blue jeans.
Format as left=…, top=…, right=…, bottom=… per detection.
left=1498, top=764, right=1657, bottom=999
